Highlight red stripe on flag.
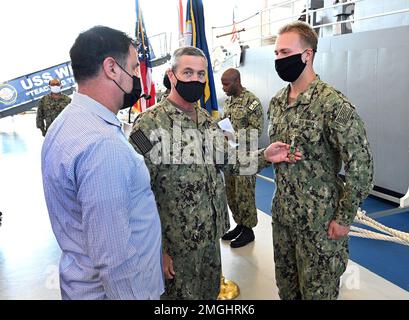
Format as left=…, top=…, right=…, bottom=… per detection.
left=231, top=22, right=238, bottom=43
left=139, top=61, right=156, bottom=111
left=179, top=0, right=184, bottom=35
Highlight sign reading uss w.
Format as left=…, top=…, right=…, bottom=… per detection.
left=0, top=61, right=76, bottom=111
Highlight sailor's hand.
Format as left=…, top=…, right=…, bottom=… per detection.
left=163, top=253, right=175, bottom=280
left=223, top=130, right=235, bottom=140
left=264, top=141, right=302, bottom=163
left=327, top=220, right=350, bottom=240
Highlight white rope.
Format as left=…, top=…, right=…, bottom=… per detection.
left=355, top=209, right=409, bottom=241
left=350, top=209, right=409, bottom=246
left=350, top=226, right=409, bottom=246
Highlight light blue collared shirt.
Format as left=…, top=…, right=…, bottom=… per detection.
left=41, top=92, right=164, bottom=300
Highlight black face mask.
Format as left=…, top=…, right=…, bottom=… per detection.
left=113, top=62, right=142, bottom=109
left=173, top=73, right=206, bottom=103
left=275, top=50, right=307, bottom=82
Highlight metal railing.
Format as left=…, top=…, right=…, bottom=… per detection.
left=314, top=7, right=409, bottom=29
left=212, top=0, right=409, bottom=48
left=148, top=32, right=171, bottom=67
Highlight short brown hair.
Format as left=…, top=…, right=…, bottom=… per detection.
left=278, top=21, right=318, bottom=52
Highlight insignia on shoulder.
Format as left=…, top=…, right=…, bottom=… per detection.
left=130, top=129, right=153, bottom=155
left=335, top=104, right=353, bottom=126
left=248, top=100, right=260, bottom=111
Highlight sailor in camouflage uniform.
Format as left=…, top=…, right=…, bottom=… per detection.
left=36, top=78, right=71, bottom=136
left=220, top=68, right=264, bottom=248
left=159, top=73, right=171, bottom=102
left=269, top=21, right=374, bottom=300
left=129, top=46, right=298, bottom=300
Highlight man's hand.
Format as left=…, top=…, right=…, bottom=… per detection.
left=163, top=252, right=175, bottom=280
left=223, top=130, right=235, bottom=140
left=327, top=220, right=350, bottom=240
left=264, top=141, right=302, bottom=163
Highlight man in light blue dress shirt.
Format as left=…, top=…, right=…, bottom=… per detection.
left=41, top=26, right=164, bottom=299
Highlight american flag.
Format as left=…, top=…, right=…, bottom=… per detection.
left=178, top=0, right=184, bottom=41
left=231, top=9, right=238, bottom=43
left=134, top=0, right=156, bottom=113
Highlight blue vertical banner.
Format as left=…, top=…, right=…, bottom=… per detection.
left=185, top=0, right=219, bottom=118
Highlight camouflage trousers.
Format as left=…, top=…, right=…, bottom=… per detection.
left=225, top=174, right=258, bottom=228
left=272, top=221, right=349, bottom=300
left=161, top=241, right=222, bottom=300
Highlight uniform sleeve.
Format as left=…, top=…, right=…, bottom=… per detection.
left=36, top=98, right=45, bottom=133
left=247, top=98, right=264, bottom=137
left=222, top=100, right=230, bottom=119
left=327, top=102, right=374, bottom=226
left=218, top=134, right=270, bottom=175
left=128, top=114, right=167, bottom=249
left=267, top=96, right=275, bottom=120
left=58, top=96, right=71, bottom=115
left=256, top=96, right=280, bottom=171
left=64, top=95, right=72, bottom=107
left=128, top=114, right=159, bottom=188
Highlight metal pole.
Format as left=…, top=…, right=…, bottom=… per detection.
left=305, top=0, right=309, bottom=25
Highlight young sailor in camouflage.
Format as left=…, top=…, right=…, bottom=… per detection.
left=269, top=21, right=373, bottom=300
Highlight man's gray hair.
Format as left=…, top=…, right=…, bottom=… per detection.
left=171, top=46, right=208, bottom=72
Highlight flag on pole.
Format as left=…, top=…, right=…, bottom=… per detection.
left=134, top=0, right=156, bottom=113
left=178, top=0, right=184, bottom=38
left=231, top=9, right=238, bottom=43
left=185, top=0, right=219, bottom=118
left=177, top=0, right=186, bottom=47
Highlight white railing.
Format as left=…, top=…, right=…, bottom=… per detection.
left=313, top=7, right=409, bottom=29
left=212, top=0, right=409, bottom=47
